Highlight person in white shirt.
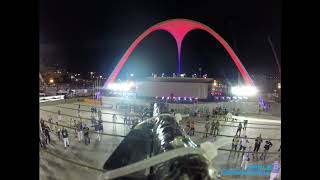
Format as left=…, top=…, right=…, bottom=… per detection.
left=269, top=159, right=281, bottom=180
left=239, top=136, right=249, bottom=152
left=241, top=146, right=252, bottom=170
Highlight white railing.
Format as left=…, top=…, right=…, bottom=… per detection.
left=39, top=95, right=64, bottom=103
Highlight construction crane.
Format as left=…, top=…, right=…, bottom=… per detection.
left=267, top=36, right=281, bottom=76
left=39, top=72, right=47, bottom=88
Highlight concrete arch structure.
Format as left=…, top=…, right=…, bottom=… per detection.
left=101, top=19, right=262, bottom=104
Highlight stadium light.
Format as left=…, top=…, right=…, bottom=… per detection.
left=231, top=85, right=258, bottom=97
left=107, top=82, right=135, bottom=92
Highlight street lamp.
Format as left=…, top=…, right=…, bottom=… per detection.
left=278, top=83, right=281, bottom=89
left=49, top=78, right=54, bottom=84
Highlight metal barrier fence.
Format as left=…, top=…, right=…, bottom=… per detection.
left=49, top=105, right=280, bottom=129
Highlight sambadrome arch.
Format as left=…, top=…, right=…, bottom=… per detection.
left=101, top=19, right=260, bottom=103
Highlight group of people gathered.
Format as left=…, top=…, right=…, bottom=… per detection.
left=40, top=105, right=105, bottom=150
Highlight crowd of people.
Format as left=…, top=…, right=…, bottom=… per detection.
left=40, top=105, right=106, bottom=150
left=180, top=105, right=280, bottom=177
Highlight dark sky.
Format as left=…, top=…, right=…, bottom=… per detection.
left=40, top=0, right=281, bottom=80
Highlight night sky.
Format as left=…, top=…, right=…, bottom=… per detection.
left=40, top=0, right=281, bottom=80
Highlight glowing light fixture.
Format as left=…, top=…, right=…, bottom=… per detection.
left=231, top=86, right=258, bottom=97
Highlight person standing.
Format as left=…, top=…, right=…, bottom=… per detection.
left=186, top=119, right=191, bottom=135
left=124, top=116, right=128, bottom=125
left=254, top=134, right=263, bottom=154
left=241, top=146, right=252, bottom=170
left=190, top=120, right=195, bottom=136
left=236, top=108, right=240, bottom=116
left=232, top=135, right=240, bottom=151
left=61, top=128, right=70, bottom=149
left=48, top=116, right=53, bottom=130
left=40, top=118, right=45, bottom=132
left=98, top=119, right=103, bottom=134
left=40, top=131, right=47, bottom=149
left=72, top=119, right=77, bottom=137
left=91, top=106, right=94, bottom=117
left=260, top=139, right=273, bottom=160
left=204, top=119, right=210, bottom=138
left=58, top=109, right=62, bottom=121
left=243, top=120, right=248, bottom=131
left=239, top=135, right=249, bottom=152
left=95, top=122, right=101, bottom=141
left=210, top=119, right=215, bottom=136
left=77, top=120, right=83, bottom=142
left=78, top=108, right=81, bottom=118
left=54, top=122, right=61, bottom=140
left=269, top=160, right=281, bottom=180
left=83, top=124, right=90, bottom=145
left=213, top=120, right=220, bottom=136
left=236, top=122, right=242, bottom=136
left=112, top=114, right=117, bottom=131
left=91, top=116, right=97, bottom=128
left=98, top=109, right=102, bottom=121
left=78, top=104, right=81, bottom=110
left=44, top=125, right=51, bottom=145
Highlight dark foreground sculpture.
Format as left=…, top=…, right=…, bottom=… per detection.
left=101, top=103, right=217, bottom=180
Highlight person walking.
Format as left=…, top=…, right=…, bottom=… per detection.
left=83, top=124, right=90, bottom=145
left=232, top=134, right=240, bottom=151
left=269, top=160, right=281, bottom=180
left=204, top=119, right=210, bottom=138
left=236, top=122, right=242, bottom=136
left=61, top=128, right=70, bottom=149
left=241, top=146, right=252, bottom=170
left=260, top=139, right=273, bottom=161
left=239, top=135, right=249, bottom=153
left=214, top=120, right=220, bottom=136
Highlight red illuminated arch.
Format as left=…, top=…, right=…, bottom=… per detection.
left=102, top=19, right=254, bottom=90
